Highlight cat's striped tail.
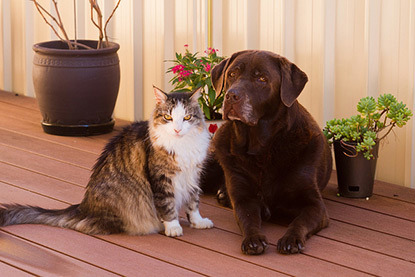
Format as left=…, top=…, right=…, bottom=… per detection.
left=0, top=204, right=122, bottom=234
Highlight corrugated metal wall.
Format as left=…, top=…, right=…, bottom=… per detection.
left=1, top=0, right=414, bottom=188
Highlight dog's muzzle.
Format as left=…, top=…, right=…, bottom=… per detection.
left=223, top=89, right=257, bottom=126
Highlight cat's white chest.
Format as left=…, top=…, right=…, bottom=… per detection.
left=152, top=124, right=210, bottom=209
left=171, top=128, right=210, bottom=208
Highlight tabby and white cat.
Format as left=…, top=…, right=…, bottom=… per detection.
left=0, top=86, right=213, bottom=237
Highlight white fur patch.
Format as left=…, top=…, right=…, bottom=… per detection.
left=188, top=210, right=214, bottom=229
left=164, top=219, right=183, bottom=237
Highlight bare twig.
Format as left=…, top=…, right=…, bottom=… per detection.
left=32, top=0, right=93, bottom=50
left=103, top=0, right=122, bottom=46
left=32, top=0, right=73, bottom=49
left=32, top=0, right=121, bottom=50
left=51, top=0, right=71, bottom=42
left=378, top=123, right=396, bottom=142
left=89, top=0, right=104, bottom=49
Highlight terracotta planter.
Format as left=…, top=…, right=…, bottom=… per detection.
left=32, top=40, right=120, bottom=136
left=333, top=140, right=379, bottom=198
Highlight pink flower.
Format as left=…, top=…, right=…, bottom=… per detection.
left=204, top=47, right=218, bottom=55
left=184, top=44, right=189, bottom=48
left=172, top=64, right=185, bottom=74
left=203, top=63, right=211, bottom=72
left=180, top=70, right=192, bottom=78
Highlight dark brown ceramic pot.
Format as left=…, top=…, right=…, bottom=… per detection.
left=32, top=40, right=120, bottom=136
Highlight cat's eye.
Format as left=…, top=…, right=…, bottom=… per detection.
left=184, top=115, right=192, bottom=121
left=163, top=114, right=172, bottom=121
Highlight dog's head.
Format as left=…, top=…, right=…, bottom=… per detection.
left=211, top=50, right=308, bottom=126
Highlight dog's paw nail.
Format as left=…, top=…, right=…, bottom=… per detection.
left=241, top=234, right=268, bottom=255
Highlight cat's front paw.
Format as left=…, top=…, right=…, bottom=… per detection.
left=163, top=220, right=183, bottom=237
left=191, top=217, right=214, bottom=229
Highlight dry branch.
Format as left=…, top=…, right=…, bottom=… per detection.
left=104, top=0, right=122, bottom=45
left=32, top=0, right=121, bottom=50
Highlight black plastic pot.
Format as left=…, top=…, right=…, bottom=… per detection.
left=333, top=140, right=379, bottom=198
left=32, top=40, right=120, bottom=136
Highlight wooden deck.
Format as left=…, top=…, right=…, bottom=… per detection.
left=0, top=90, right=414, bottom=276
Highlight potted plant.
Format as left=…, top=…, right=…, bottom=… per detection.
left=167, top=45, right=225, bottom=135
left=323, top=94, right=413, bottom=198
left=31, top=0, right=121, bottom=136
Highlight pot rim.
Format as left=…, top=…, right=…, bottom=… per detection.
left=33, top=40, right=120, bottom=56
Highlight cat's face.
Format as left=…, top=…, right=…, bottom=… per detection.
left=152, top=87, right=204, bottom=138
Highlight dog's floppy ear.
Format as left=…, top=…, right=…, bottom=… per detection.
left=211, top=50, right=251, bottom=97
left=211, top=58, right=231, bottom=97
left=279, top=57, right=308, bottom=107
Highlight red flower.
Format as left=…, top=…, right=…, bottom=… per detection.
left=172, top=64, right=185, bottom=74
left=204, top=47, right=218, bottom=55
left=208, top=123, right=218, bottom=134
left=203, top=63, right=212, bottom=72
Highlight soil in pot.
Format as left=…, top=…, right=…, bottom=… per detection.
left=333, top=140, right=379, bottom=198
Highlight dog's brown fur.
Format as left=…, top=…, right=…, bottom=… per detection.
left=209, top=50, right=332, bottom=255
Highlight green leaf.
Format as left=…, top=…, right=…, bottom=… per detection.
left=357, top=96, right=377, bottom=116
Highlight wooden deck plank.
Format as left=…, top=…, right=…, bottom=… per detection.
left=0, top=181, right=68, bottom=209
left=0, top=231, right=118, bottom=276
left=324, top=182, right=415, bottom=221
left=325, top=200, right=414, bottom=240
left=0, top=162, right=84, bottom=204
left=101, top=232, right=289, bottom=277
left=176, top=220, right=369, bottom=277
left=0, top=144, right=91, bottom=186
left=199, top=200, right=415, bottom=263
left=0, top=112, right=106, bottom=154
left=328, top=171, right=415, bottom=204
left=0, top=261, right=34, bottom=276
left=4, top=226, right=201, bottom=277
left=0, top=91, right=39, bottom=110
left=0, top=128, right=96, bottom=169
left=198, top=201, right=415, bottom=276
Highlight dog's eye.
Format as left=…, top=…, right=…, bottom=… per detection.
left=258, top=76, right=267, bottom=83
left=228, top=71, right=236, bottom=78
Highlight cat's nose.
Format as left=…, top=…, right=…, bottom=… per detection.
left=174, top=129, right=181, bottom=134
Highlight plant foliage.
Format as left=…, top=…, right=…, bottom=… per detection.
left=167, top=46, right=225, bottom=120
left=323, top=94, right=413, bottom=160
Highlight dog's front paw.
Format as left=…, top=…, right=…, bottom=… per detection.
left=241, top=234, right=269, bottom=255
left=191, top=217, right=214, bottom=229
left=164, top=220, right=183, bottom=237
left=277, top=234, right=305, bottom=254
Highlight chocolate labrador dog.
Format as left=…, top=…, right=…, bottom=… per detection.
left=208, top=50, right=332, bottom=255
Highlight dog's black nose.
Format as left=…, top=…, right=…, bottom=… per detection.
left=225, top=89, right=240, bottom=102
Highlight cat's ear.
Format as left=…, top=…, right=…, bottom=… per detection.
left=190, top=87, right=202, bottom=103
left=153, top=86, right=167, bottom=104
